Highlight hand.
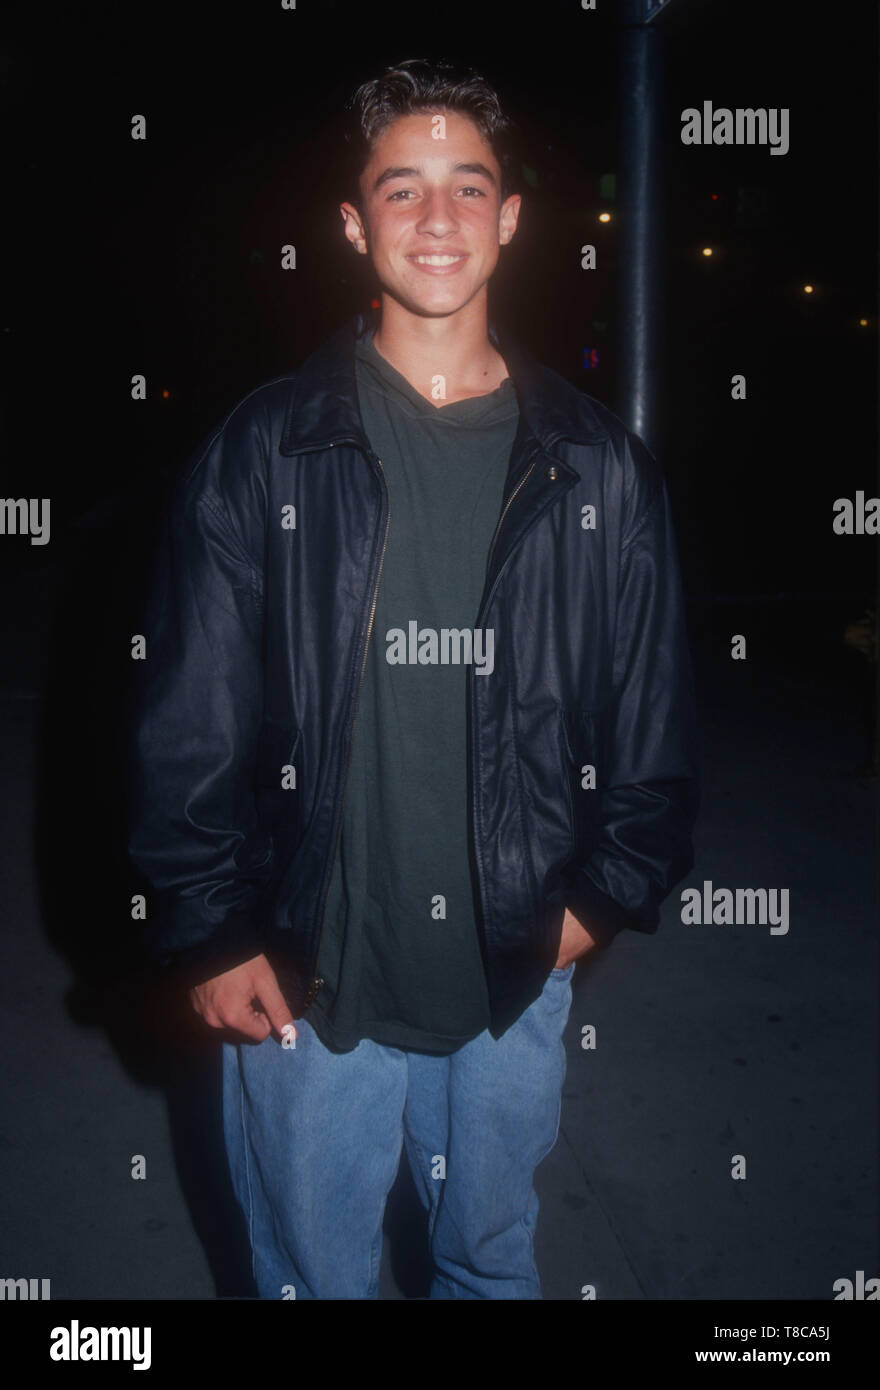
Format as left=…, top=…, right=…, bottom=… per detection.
left=553, top=908, right=601, bottom=970
left=189, top=953, right=297, bottom=1044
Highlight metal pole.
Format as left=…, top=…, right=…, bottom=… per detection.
left=617, top=0, right=667, bottom=454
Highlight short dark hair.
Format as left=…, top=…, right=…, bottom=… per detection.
left=342, top=57, right=521, bottom=207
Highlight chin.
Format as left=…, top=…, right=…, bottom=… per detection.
left=376, top=289, right=460, bottom=318
left=413, top=299, right=472, bottom=318
left=392, top=283, right=484, bottom=319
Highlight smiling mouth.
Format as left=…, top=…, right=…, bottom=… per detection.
left=407, top=254, right=468, bottom=266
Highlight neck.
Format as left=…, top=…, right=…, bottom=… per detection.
left=371, top=291, right=508, bottom=405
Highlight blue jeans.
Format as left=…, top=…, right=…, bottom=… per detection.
left=221, top=963, right=575, bottom=1299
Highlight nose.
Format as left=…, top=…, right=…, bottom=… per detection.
left=414, top=187, right=460, bottom=236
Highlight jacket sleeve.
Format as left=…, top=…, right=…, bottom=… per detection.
left=563, top=454, right=700, bottom=948
left=126, top=421, right=276, bottom=987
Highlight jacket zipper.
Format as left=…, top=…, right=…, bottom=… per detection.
left=469, top=445, right=544, bottom=984
left=483, top=450, right=541, bottom=588
left=307, top=442, right=545, bottom=1008
left=304, top=452, right=390, bottom=1007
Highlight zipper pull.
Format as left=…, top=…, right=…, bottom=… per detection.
left=305, top=977, right=324, bottom=1007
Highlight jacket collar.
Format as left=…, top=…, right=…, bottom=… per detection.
left=279, top=310, right=610, bottom=457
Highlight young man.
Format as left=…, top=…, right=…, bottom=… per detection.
left=127, top=58, right=699, bottom=1299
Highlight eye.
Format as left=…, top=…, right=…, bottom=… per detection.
left=385, top=186, right=487, bottom=202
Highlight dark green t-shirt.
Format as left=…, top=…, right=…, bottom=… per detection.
left=307, top=331, right=519, bottom=1053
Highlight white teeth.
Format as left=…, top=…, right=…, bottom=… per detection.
left=412, top=255, right=465, bottom=265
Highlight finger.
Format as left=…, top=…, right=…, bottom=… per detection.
left=252, top=966, right=297, bottom=1040
left=216, top=1000, right=273, bottom=1042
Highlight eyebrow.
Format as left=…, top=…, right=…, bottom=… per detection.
left=372, top=161, right=498, bottom=193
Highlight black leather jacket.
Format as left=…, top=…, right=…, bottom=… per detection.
left=126, top=312, right=700, bottom=1037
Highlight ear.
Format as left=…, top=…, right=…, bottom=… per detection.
left=498, top=192, right=522, bottom=245
left=340, top=201, right=368, bottom=253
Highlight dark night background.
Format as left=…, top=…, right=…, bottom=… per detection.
left=0, top=0, right=877, bottom=1309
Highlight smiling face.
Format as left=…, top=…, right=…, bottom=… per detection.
left=340, top=109, right=521, bottom=322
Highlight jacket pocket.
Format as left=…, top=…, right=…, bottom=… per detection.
left=559, top=707, right=603, bottom=859
left=254, top=721, right=303, bottom=842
